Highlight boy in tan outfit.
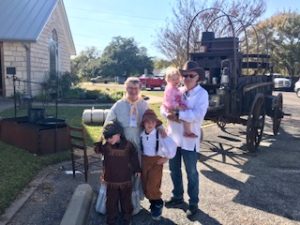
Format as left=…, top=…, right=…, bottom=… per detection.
left=140, top=109, right=176, bottom=220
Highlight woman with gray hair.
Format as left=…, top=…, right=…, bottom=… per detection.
left=104, top=77, right=148, bottom=155
left=103, top=77, right=148, bottom=215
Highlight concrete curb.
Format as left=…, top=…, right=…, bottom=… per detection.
left=60, top=184, right=93, bottom=225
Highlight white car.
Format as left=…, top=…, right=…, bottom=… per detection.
left=90, top=76, right=103, bottom=83
left=294, top=78, right=300, bottom=98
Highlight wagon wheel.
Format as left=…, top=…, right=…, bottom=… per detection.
left=272, top=93, right=283, bottom=136
left=217, top=116, right=226, bottom=129
left=246, top=94, right=265, bottom=152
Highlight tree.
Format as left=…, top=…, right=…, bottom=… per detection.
left=99, top=36, right=153, bottom=77
left=153, top=58, right=172, bottom=69
left=71, top=47, right=101, bottom=80
left=155, top=0, right=266, bottom=67
left=253, top=12, right=300, bottom=76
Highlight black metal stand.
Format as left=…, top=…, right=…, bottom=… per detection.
left=13, top=75, right=17, bottom=118
left=54, top=72, right=59, bottom=153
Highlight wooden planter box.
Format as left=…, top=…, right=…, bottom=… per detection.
left=0, top=118, right=70, bottom=155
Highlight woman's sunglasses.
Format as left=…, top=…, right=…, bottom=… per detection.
left=182, top=74, right=198, bottom=79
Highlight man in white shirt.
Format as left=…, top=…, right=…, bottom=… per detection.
left=161, top=61, right=209, bottom=218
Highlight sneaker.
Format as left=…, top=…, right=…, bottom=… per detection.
left=165, top=197, right=184, bottom=207
left=186, top=205, right=198, bottom=218
left=150, top=203, right=163, bottom=220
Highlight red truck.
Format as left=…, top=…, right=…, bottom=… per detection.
left=139, top=74, right=166, bottom=90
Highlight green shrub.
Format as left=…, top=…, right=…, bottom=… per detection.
left=97, top=93, right=111, bottom=102
left=59, top=72, right=80, bottom=95
left=110, top=91, right=124, bottom=102
left=41, top=71, right=80, bottom=99
left=84, top=90, right=100, bottom=100
left=63, top=87, right=83, bottom=99
left=62, top=88, right=123, bottom=103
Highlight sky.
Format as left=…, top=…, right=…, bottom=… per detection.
left=64, top=0, right=300, bottom=59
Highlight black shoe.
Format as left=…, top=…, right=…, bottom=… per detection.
left=150, top=201, right=163, bottom=220
left=186, top=205, right=198, bottom=218
left=165, top=197, right=184, bottom=207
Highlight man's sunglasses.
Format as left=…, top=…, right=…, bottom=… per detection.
left=182, top=74, right=198, bottom=79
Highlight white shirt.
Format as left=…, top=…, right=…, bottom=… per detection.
left=160, top=85, right=209, bottom=152
left=140, top=128, right=177, bottom=158
left=140, top=129, right=157, bottom=157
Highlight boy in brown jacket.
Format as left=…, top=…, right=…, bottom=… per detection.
left=96, top=121, right=141, bottom=225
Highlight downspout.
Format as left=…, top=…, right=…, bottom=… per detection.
left=0, top=42, right=4, bottom=96
left=22, top=43, right=31, bottom=97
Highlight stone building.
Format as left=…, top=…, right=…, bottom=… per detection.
left=0, top=0, right=76, bottom=97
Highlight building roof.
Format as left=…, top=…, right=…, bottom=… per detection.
left=0, top=0, right=57, bottom=41
left=0, top=0, right=76, bottom=54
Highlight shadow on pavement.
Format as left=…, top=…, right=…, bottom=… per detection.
left=201, top=140, right=246, bottom=167
left=199, top=116, right=300, bottom=222
left=187, top=209, right=222, bottom=225
left=164, top=203, right=221, bottom=225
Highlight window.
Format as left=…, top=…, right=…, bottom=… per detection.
left=49, top=29, right=58, bottom=77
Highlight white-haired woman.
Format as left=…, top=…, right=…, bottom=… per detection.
left=103, top=77, right=148, bottom=215
left=104, top=77, right=148, bottom=154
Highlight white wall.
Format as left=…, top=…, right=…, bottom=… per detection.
left=3, top=42, right=27, bottom=97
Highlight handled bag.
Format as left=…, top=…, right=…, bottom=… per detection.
left=95, top=182, right=107, bottom=214
left=95, top=176, right=144, bottom=215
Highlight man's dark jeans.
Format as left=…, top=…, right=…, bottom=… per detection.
left=169, top=147, right=199, bottom=206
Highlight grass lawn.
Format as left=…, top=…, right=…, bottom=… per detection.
left=79, top=82, right=164, bottom=99
left=0, top=143, right=70, bottom=214
left=79, top=82, right=124, bottom=92
left=141, top=90, right=164, bottom=97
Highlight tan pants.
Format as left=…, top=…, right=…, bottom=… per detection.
left=141, top=155, right=163, bottom=200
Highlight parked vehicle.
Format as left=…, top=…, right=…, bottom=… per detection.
left=272, top=74, right=292, bottom=91
left=294, top=78, right=300, bottom=98
left=90, top=76, right=114, bottom=83
left=139, top=74, right=166, bottom=90
left=90, top=76, right=103, bottom=83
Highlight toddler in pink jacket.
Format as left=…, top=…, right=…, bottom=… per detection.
left=162, top=67, right=197, bottom=138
